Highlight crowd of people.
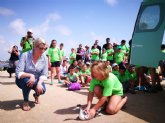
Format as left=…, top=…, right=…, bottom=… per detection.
left=7, top=29, right=165, bottom=119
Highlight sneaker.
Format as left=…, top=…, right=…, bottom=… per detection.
left=50, top=81, right=54, bottom=85
left=58, top=80, right=64, bottom=84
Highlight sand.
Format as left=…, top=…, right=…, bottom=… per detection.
left=0, top=71, right=165, bottom=123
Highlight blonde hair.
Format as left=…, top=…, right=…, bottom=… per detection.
left=34, top=38, right=47, bottom=48
left=91, top=61, right=109, bottom=80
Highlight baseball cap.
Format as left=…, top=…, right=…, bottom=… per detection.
left=27, top=29, right=33, bottom=33
left=112, top=63, right=118, bottom=68
left=117, top=45, right=122, bottom=49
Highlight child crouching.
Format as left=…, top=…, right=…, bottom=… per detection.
left=84, top=61, right=127, bottom=119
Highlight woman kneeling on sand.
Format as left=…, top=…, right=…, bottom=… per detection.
left=16, top=38, right=48, bottom=111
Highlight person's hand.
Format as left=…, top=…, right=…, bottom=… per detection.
left=27, top=74, right=35, bottom=87
left=36, top=83, right=44, bottom=95
left=84, top=105, right=90, bottom=113
left=87, top=108, right=96, bottom=119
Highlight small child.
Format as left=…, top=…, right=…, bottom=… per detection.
left=79, top=64, right=91, bottom=87
left=86, top=62, right=91, bottom=73
left=118, top=66, right=129, bottom=93
left=69, top=48, right=76, bottom=64
left=126, top=65, right=137, bottom=94
left=100, top=48, right=107, bottom=61
left=112, top=63, right=120, bottom=77
left=84, top=61, right=127, bottom=119
left=60, top=60, right=68, bottom=79
left=64, top=66, right=80, bottom=86
left=105, top=61, right=112, bottom=72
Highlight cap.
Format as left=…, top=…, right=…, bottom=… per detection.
left=27, top=29, right=33, bottom=33
left=86, top=62, right=90, bottom=65
left=112, top=63, right=118, bottom=68
left=117, top=45, right=122, bottom=49
left=129, top=64, right=135, bottom=69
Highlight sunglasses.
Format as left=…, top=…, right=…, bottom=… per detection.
left=38, top=47, right=47, bottom=51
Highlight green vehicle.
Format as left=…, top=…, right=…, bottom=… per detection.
left=130, top=0, right=165, bottom=68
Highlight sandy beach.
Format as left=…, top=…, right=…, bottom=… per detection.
left=0, top=71, right=165, bottom=123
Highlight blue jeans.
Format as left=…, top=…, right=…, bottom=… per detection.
left=16, top=77, right=46, bottom=102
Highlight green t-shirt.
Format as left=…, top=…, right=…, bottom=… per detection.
left=69, top=53, right=76, bottom=64
left=75, top=72, right=80, bottom=77
left=114, top=52, right=125, bottom=64
left=67, top=73, right=78, bottom=82
left=101, top=52, right=107, bottom=61
left=106, top=49, right=114, bottom=60
left=21, top=38, right=33, bottom=53
left=120, top=45, right=129, bottom=54
left=162, top=49, right=165, bottom=53
left=89, top=73, right=123, bottom=96
left=80, top=70, right=90, bottom=75
left=48, top=47, right=61, bottom=62
left=118, top=73, right=129, bottom=83
left=87, top=68, right=91, bottom=73
left=126, top=71, right=137, bottom=81
left=60, top=49, right=65, bottom=58
left=112, top=70, right=120, bottom=77
left=91, top=48, right=99, bottom=60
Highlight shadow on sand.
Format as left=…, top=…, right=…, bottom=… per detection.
left=54, top=104, right=88, bottom=121
left=0, top=100, right=35, bottom=111
left=0, top=81, right=15, bottom=85
left=121, top=90, right=165, bottom=123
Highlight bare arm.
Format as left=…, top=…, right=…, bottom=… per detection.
left=92, top=96, right=107, bottom=111
left=85, top=92, right=94, bottom=110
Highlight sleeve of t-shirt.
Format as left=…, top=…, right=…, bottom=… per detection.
left=89, top=79, right=95, bottom=92
left=48, top=48, right=52, bottom=56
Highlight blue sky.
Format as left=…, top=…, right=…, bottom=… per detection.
left=0, top=0, right=142, bottom=60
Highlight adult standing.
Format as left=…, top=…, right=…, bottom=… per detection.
left=16, top=38, right=48, bottom=111
left=8, top=45, right=20, bottom=77
left=76, top=44, right=85, bottom=61
left=102, top=38, right=111, bottom=50
left=20, top=29, right=35, bottom=53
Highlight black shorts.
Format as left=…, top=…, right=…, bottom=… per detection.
left=51, top=61, right=61, bottom=67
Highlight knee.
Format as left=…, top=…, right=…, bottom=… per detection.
left=106, top=106, right=117, bottom=115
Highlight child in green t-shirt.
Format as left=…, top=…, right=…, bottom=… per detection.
left=114, top=46, right=125, bottom=65
left=84, top=62, right=127, bottom=119
left=79, top=64, right=91, bottom=87
left=64, top=66, right=80, bottom=86
left=105, top=61, right=112, bottom=72
left=100, top=48, right=107, bottom=61
left=112, top=63, right=120, bottom=77
left=69, top=48, right=76, bottom=64
left=126, top=65, right=137, bottom=94
left=118, top=66, right=130, bottom=93
left=90, top=44, right=99, bottom=62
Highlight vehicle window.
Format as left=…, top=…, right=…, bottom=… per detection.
left=139, top=5, right=160, bottom=30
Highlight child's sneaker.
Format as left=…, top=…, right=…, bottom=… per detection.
left=50, top=81, right=54, bottom=85
left=58, top=80, right=64, bottom=84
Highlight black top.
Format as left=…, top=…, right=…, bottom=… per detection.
left=9, top=52, right=19, bottom=61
